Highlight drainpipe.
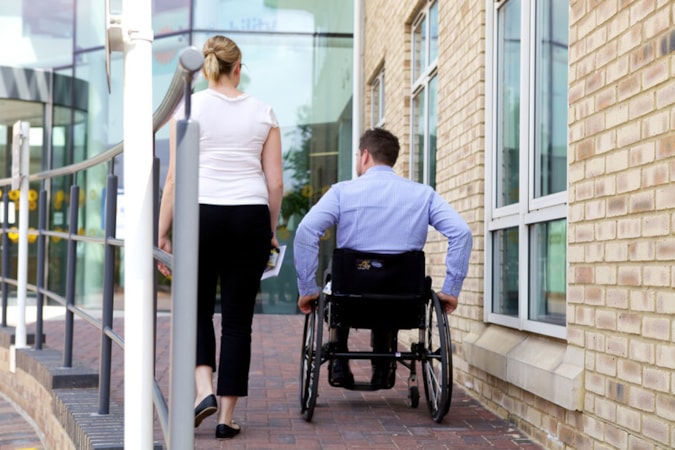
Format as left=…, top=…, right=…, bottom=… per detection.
left=352, top=0, right=364, bottom=179
left=120, top=0, right=155, bottom=448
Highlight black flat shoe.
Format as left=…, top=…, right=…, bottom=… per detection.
left=194, top=394, right=217, bottom=428
left=215, top=423, right=241, bottom=439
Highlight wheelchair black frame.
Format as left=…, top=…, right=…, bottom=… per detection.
left=299, top=277, right=453, bottom=423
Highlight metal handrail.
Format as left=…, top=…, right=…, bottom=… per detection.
left=0, top=46, right=203, bottom=448
left=0, top=52, right=189, bottom=188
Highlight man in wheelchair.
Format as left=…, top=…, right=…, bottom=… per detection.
left=294, top=127, right=473, bottom=389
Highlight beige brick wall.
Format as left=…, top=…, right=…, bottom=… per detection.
left=362, top=0, right=674, bottom=449
left=568, top=0, right=675, bottom=449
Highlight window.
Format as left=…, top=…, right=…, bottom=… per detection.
left=486, top=0, right=569, bottom=338
left=410, top=0, right=438, bottom=188
left=370, top=67, right=385, bottom=128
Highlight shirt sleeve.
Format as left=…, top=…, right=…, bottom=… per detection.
left=267, top=106, right=279, bottom=128
left=293, top=186, right=341, bottom=297
left=428, top=192, right=473, bottom=297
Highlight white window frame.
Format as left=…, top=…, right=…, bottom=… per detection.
left=370, top=66, right=385, bottom=128
left=410, top=0, right=438, bottom=186
left=484, top=0, right=568, bottom=339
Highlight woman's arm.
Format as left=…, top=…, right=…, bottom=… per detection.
left=157, top=119, right=177, bottom=258
left=261, top=126, right=283, bottom=248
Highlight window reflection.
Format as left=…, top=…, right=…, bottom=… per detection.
left=412, top=91, right=425, bottom=183
left=23, top=0, right=73, bottom=38
left=535, top=0, right=568, bottom=198
left=153, top=0, right=191, bottom=36
left=193, top=0, right=353, bottom=34
left=493, top=227, right=519, bottom=316
left=428, top=75, right=437, bottom=190
left=429, top=1, right=438, bottom=64
left=529, top=220, right=566, bottom=325
left=412, top=15, right=426, bottom=81
left=496, top=0, right=520, bottom=207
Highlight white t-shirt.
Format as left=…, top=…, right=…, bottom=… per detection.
left=175, top=88, right=279, bottom=205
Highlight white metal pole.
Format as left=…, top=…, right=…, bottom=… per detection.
left=122, top=0, right=155, bottom=448
left=14, top=121, right=30, bottom=350
left=352, top=0, right=364, bottom=180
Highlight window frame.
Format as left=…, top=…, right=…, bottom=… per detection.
left=369, top=66, right=385, bottom=128
left=409, top=0, right=438, bottom=187
left=484, top=0, right=568, bottom=339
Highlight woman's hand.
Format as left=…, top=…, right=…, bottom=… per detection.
left=157, top=237, right=173, bottom=278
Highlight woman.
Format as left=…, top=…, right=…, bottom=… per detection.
left=158, top=35, right=283, bottom=439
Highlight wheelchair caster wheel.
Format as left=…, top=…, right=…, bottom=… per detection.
left=408, top=386, right=420, bottom=408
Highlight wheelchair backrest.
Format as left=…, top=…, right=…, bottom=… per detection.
left=331, top=248, right=426, bottom=298
left=329, top=249, right=428, bottom=330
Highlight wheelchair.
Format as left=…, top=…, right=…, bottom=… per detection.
left=299, top=248, right=453, bottom=423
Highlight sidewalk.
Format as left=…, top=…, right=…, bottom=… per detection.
left=4, top=313, right=544, bottom=449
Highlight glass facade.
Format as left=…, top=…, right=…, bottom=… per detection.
left=0, top=0, right=354, bottom=314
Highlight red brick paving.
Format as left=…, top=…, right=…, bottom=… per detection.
left=3, top=313, right=544, bottom=449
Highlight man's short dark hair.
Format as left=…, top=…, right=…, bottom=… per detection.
left=359, top=128, right=400, bottom=167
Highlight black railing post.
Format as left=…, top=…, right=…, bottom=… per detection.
left=63, top=184, right=79, bottom=367
left=35, top=190, right=47, bottom=350
left=98, top=175, right=117, bottom=414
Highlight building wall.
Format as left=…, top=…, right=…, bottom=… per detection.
left=567, top=1, right=675, bottom=449
left=362, top=1, right=674, bottom=449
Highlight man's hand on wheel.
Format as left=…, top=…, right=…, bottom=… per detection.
left=436, top=292, right=458, bottom=314
left=297, top=293, right=320, bottom=314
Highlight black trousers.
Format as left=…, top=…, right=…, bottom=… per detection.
left=334, top=326, right=397, bottom=370
left=195, top=204, right=271, bottom=397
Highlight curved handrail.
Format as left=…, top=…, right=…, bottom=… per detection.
left=0, top=47, right=199, bottom=187
left=0, top=46, right=203, bottom=447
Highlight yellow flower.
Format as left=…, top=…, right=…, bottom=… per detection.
left=8, top=190, right=19, bottom=201
left=52, top=227, right=63, bottom=243
left=8, top=227, right=19, bottom=242
left=28, top=189, right=38, bottom=201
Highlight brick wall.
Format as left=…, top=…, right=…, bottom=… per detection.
left=362, top=0, right=674, bottom=449
left=567, top=0, right=675, bottom=449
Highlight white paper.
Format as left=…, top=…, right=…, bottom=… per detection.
left=261, top=245, right=286, bottom=280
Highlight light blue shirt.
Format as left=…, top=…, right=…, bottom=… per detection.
left=294, top=165, right=473, bottom=298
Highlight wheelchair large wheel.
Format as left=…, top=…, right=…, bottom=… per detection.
left=421, top=292, right=453, bottom=422
left=299, top=295, right=324, bottom=422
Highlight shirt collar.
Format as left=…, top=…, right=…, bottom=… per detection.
left=362, top=165, right=395, bottom=177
